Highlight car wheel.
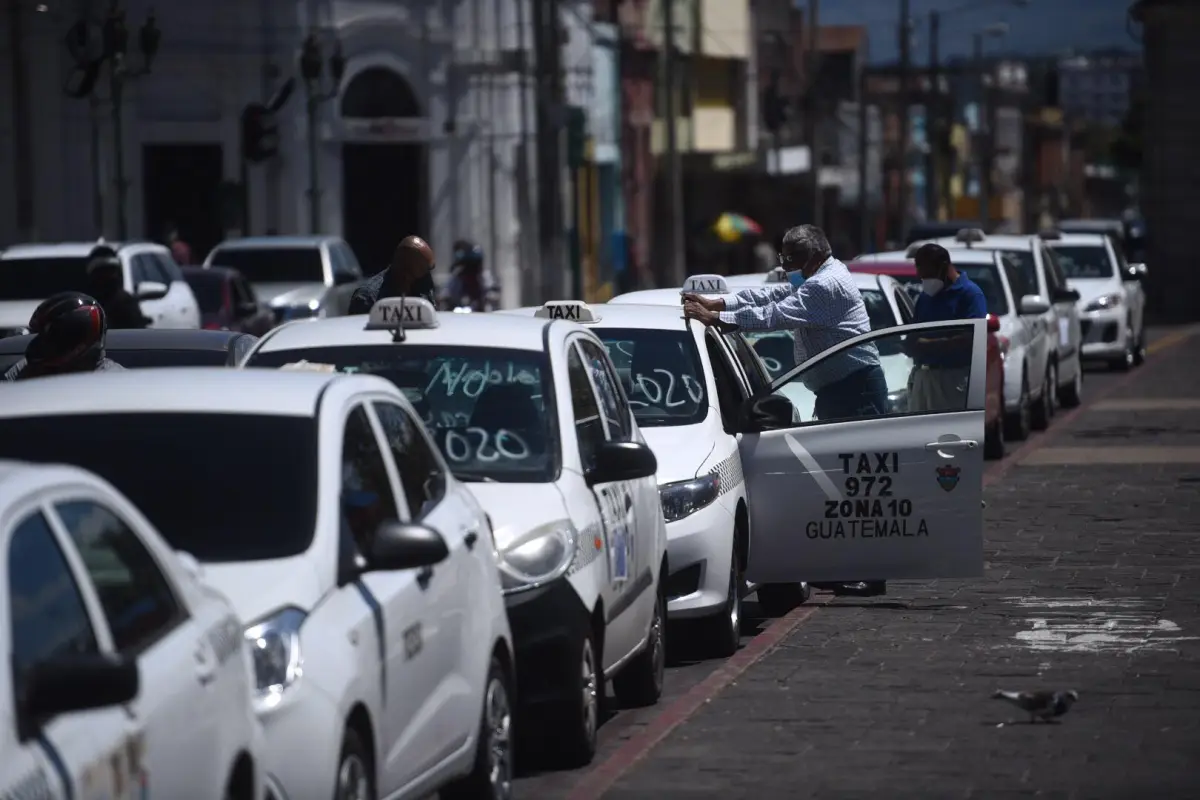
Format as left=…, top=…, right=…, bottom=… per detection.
left=697, top=541, right=742, bottom=658
left=1004, top=374, right=1032, bottom=441
left=333, top=728, right=375, bottom=800
left=1111, top=331, right=1135, bottom=371
left=756, top=582, right=811, bottom=617
left=1133, top=325, right=1147, bottom=366
left=984, top=414, right=1006, bottom=460
left=443, top=656, right=514, bottom=800
left=550, top=629, right=601, bottom=767
left=1031, top=365, right=1054, bottom=430
left=1059, top=364, right=1083, bottom=408
left=613, top=588, right=666, bottom=708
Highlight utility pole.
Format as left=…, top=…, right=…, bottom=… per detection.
left=858, top=65, right=870, bottom=254
left=896, top=0, right=910, bottom=240
left=662, top=0, right=685, bottom=286
left=925, top=10, right=939, bottom=222
left=299, top=32, right=345, bottom=235
left=532, top=0, right=566, bottom=299
left=9, top=0, right=34, bottom=240
left=974, top=31, right=990, bottom=229
left=805, top=0, right=822, bottom=227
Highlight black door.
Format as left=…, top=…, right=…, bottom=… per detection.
left=142, top=144, right=223, bottom=261
left=342, top=144, right=424, bottom=275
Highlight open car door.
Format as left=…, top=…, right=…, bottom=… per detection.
left=737, top=319, right=987, bottom=584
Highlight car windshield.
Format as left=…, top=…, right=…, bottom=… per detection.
left=247, top=345, right=556, bottom=483
left=0, top=413, right=317, bottom=563
left=183, top=272, right=227, bottom=312
left=208, top=247, right=324, bottom=284
left=591, top=329, right=707, bottom=427
left=996, top=250, right=1038, bottom=299
left=1050, top=245, right=1115, bottom=279
left=0, top=257, right=90, bottom=300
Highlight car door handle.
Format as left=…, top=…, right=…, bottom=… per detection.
left=925, top=440, right=978, bottom=451
left=417, top=566, right=434, bottom=589
left=463, top=529, right=479, bottom=550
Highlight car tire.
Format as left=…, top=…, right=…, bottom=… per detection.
left=757, top=582, right=811, bottom=617
left=1133, top=325, right=1147, bottom=366
left=1030, top=365, right=1054, bottom=431
left=443, top=656, right=514, bottom=800
left=613, top=588, right=666, bottom=709
left=697, top=541, right=742, bottom=658
left=1059, top=364, right=1083, bottom=408
left=549, top=629, right=601, bottom=767
left=1111, top=331, right=1135, bottom=371
left=1004, top=374, right=1032, bottom=441
left=984, top=414, right=1006, bottom=460
left=333, top=727, right=375, bottom=800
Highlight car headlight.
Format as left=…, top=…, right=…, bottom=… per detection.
left=244, top=607, right=306, bottom=706
left=659, top=473, right=721, bottom=523
left=1085, top=293, right=1122, bottom=312
left=496, top=520, right=577, bottom=594
left=277, top=301, right=322, bottom=320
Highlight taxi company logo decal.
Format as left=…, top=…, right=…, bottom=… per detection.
left=936, top=464, right=960, bottom=492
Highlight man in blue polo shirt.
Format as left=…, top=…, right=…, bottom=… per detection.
left=907, top=243, right=987, bottom=412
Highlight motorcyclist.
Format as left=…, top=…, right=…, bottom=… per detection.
left=3, top=292, right=124, bottom=381
left=85, top=244, right=151, bottom=329
left=440, top=239, right=500, bottom=311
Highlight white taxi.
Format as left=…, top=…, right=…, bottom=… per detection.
left=506, top=297, right=789, bottom=652
left=613, top=282, right=992, bottom=595
left=1042, top=229, right=1147, bottom=370
left=0, top=460, right=264, bottom=800
left=242, top=297, right=669, bottom=767
left=0, top=369, right=514, bottom=800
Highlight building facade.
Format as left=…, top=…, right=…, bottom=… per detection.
left=1, top=0, right=536, bottom=307
left=1058, top=50, right=1142, bottom=128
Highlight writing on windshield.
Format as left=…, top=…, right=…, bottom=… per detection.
left=594, top=330, right=707, bottom=427
left=248, top=344, right=556, bottom=482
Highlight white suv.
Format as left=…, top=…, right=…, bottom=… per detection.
left=0, top=460, right=264, bottom=799
left=0, top=241, right=201, bottom=334
left=1045, top=230, right=1147, bottom=370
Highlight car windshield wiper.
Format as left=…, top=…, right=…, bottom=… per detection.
left=453, top=471, right=498, bottom=483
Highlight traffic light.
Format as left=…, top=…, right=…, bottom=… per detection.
left=241, top=103, right=279, bottom=163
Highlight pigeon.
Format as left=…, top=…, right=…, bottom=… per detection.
left=992, top=689, right=1079, bottom=723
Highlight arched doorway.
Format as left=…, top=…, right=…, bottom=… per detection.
left=340, top=67, right=426, bottom=274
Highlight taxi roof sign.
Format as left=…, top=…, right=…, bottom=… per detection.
left=365, top=296, right=439, bottom=341
left=681, top=274, right=729, bottom=294
left=954, top=228, right=987, bottom=245
left=536, top=300, right=600, bottom=323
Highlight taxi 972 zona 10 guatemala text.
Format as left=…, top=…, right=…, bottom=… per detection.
left=809, top=451, right=930, bottom=540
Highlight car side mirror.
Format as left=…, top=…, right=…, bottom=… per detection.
left=738, top=393, right=797, bottom=433
left=17, top=654, right=139, bottom=741
left=1052, top=287, right=1081, bottom=303
left=135, top=281, right=169, bottom=301
left=1127, top=264, right=1147, bottom=281
left=585, top=441, right=658, bottom=486
left=366, top=521, right=449, bottom=572
left=1018, top=294, right=1051, bottom=316
left=986, top=314, right=1001, bottom=333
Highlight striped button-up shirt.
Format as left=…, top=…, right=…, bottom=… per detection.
left=717, top=257, right=879, bottom=392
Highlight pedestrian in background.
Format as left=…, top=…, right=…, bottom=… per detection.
left=84, top=245, right=150, bottom=329
left=348, top=235, right=437, bottom=314
left=165, top=222, right=192, bottom=265
left=681, top=223, right=887, bottom=598
left=907, top=243, right=987, bottom=413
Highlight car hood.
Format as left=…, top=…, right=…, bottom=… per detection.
left=196, top=555, right=324, bottom=627
left=465, top=482, right=570, bottom=550
left=641, top=423, right=718, bottom=484
left=253, top=282, right=328, bottom=307
left=0, top=301, right=41, bottom=329
left=1070, top=278, right=1119, bottom=307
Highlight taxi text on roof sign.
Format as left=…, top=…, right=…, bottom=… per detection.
left=681, top=274, right=730, bottom=295
left=536, top=300, right=601, bottom=323
left=365, top=297, right=440, bottom=332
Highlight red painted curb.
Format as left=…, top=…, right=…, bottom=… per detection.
left=567, top=326, right=1199, bottom=799
left=566, top=598, right=829, bottom=800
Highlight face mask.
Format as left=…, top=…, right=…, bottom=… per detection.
left=922, top=278, right=945, bottom=296
left=787, top=270, right=806, bottom=289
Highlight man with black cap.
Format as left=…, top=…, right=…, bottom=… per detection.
left=84, top=244, right=151, bottom=329
left=348, top=235, right=438, bottom=314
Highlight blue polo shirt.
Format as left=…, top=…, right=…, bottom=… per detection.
left=911, top=273, right=987, bottom=368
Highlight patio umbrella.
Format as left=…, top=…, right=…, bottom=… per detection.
left=713, top=212, right=763, bottom=243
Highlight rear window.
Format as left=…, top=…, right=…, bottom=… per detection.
left=183, top=271, right=227, bottom=312
left=208, top=248, right=324, bottom=284
left=1049, top=245, right=1115, bottom=279
left=0, top=257, right=90, bottom=300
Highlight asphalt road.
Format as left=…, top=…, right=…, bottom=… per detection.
left=506, top=328, right=1189, bottom=798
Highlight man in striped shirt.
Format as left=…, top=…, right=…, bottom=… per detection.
left=682, top=224, right=888, bottom=598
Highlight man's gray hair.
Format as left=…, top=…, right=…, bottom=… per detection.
left=782, top=224, right=832, bottom=263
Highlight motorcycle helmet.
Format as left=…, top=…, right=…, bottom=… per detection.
left=24, top=292, right=108, bottom=373
left=452, top=240, right=484, bottom=269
